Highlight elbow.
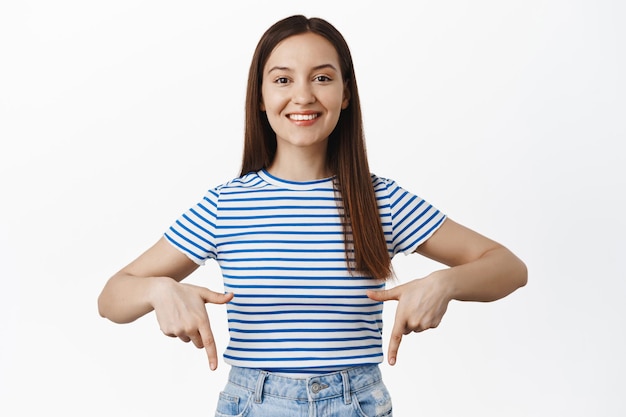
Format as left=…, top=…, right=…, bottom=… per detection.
left=97, top=302, right=129, bottom=324
left=514, top=257, right=528, bottom=289
left=97, top=291, right=139, bottom=324
left=97, top=279, right=125, bottom=323
left=97, top=292, right=121, bottom=323
left=97, top=293, right=110, bottom=320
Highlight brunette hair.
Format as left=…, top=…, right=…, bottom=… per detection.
left=239, top=15, right=392, bottom=281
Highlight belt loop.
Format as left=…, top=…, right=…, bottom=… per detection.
left=254, top=370, right=269, bottom=404
left=341, top=370, right=351, bottom=405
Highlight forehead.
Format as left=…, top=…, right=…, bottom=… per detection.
left=264, top=32, right=341, bottom=71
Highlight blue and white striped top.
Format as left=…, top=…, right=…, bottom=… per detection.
left=164, top=170, right=446, bottom=373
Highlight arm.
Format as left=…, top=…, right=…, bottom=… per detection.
left=415, top=218, right=528, bottom=302
left=98, top=236, right=233, bottom=370
left=367, top=218, right=527, bottom=365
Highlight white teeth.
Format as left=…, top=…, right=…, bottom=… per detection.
left=289, top=113, right=318, bottom=121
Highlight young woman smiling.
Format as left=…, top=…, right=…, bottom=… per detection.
left=98, top=15, right=527, bottom=417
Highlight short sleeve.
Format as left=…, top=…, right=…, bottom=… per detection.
left=163, top=187, right=221, bottom=265
left=379, top=177, right=446, bottom=256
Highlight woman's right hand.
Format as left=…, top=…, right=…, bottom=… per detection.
left=151, top=278, right=233, bottom=370
left=98, top=237, right=233, bottom=370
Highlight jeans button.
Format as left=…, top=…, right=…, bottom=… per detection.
left=311, top=382, right=321, bottom=393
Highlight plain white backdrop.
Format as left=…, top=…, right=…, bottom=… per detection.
left=1, top=1, right=624, bottom=416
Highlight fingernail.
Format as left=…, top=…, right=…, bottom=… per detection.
left=210, top=362, right=216, bottom=370
left=389, top=357, right=396, bottom=366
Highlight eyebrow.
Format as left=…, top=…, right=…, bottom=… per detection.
left=267, top=63, right=338, bottom=74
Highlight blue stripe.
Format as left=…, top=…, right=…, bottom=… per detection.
left=220, top=257, right=347, bottom=263
left=218, top=238, right=348, bottom=245
left=228, top=327, right=381, bottom=334
left=394, top=205, right=433, bottom=242
left=228, top=308, right=383, bottom=316
left=219, top=213, right=343, bottom=220
left=221, top=266, right=353, bottom=272
left=394, top=210, right=441, bottom=251
left=229, top=318, right=381, bottom=325
left=387, top=184, right=402, bottom=204
left=165, top=228, right=214, bottom=258
left=216, top=222, right=343, bottom=230
left=169, top=222, right=215, bottom=251
left=218, top=205, right=339, bottom=211
left=224, top=284, right=383, bottom=290
left=222, top=187, right=335, bottom=196
left=221, top=196, right=340, bottom=203
left=228, top=301, right=381, bottom=308
left=233, top=294, right=371, bottom=299
left=200, top=196, right=217, bottom=211
left=164, top=233, right=205, bottom=261
left=220, top=248, right=348, bottom=255
left=229, top=336, right=381, bottom=343
left=401, top=215, right=446, bottom=252
left=181, top=213, right=215, bottom=237
left=226, top=344, right=381, bottom=352
left=222, top=274, right=377, bottom=281
left=187, top=208, right=216, bottom=228
left=175, top=218, right=214, bottom=246
left=223, top=352, right=383, bottom=361
left=218, top=231, right=345, bottom=239
left=395, top=196, right=425, bottom=227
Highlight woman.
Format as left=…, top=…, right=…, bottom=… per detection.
left=98, top=15, right=527, bottom=416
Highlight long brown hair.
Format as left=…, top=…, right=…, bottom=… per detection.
left=240, top=15, right=392, bottom=281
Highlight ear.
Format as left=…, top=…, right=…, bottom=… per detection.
left=260, top=100, right=266, bottom=112
left=341, top=84, right=351, bottom=109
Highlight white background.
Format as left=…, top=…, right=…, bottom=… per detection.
left=1, top=1, right=624, bottom=416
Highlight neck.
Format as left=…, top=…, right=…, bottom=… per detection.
left=267, top=145, right=331, bottom=181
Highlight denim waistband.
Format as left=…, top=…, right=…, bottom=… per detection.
left=227, top=364, right=382, bottom=404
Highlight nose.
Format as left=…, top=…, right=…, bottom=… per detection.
left=292, top=81, right=316, bottom=105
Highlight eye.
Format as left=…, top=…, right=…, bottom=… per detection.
left=314, top=75, right=331, bottom=82
left=275, top=77, right=290, bottom=84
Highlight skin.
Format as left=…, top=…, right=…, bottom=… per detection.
left=366, top=220, right=527, bottom=366
left=261, top=33, right=349, bottom=180
left=97, top=237, right=232, bottom=371
left=97, top=31, right=527, bottom=371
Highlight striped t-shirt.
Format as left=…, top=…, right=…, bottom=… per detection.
left=164, top=169, right=446, bottom=372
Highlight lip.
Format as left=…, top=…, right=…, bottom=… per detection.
left=286, top=111, right=321, bottom=126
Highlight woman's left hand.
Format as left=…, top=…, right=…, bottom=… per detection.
left=367, top=273, right=452, bottom=366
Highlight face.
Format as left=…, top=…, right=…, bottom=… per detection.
left=261, top=32, right=350, bottom=153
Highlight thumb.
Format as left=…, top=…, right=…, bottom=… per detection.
left=199, top=288, right=234, bottom=305
left=366, top=286, right=401, bottom=302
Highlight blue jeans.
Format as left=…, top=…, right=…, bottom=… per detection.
left=215, top=365, right=393, bottom=417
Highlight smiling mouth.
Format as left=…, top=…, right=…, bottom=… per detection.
left=288, top=113, right=320, bottom=121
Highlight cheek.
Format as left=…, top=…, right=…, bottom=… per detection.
left=321, top=88, right=348, bottom=111
left=261, top=93, right=285, bottom=114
